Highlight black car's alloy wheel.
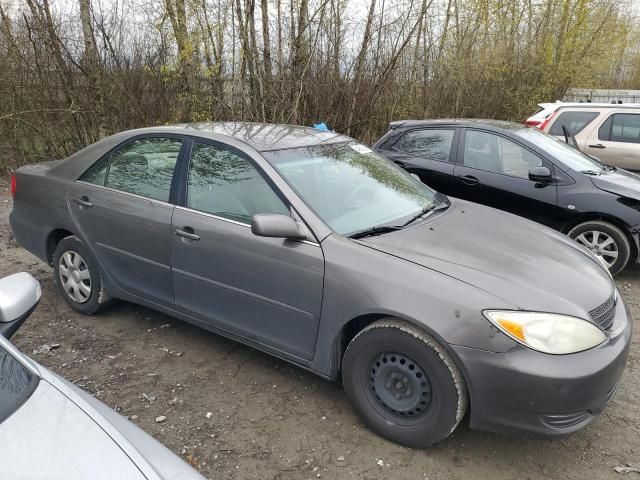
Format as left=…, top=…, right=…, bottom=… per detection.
left=53, top=235, right=109, bottom=315
left=568, top=221, right=631, bottom=275
left=343, top=319, right=468, bottom=448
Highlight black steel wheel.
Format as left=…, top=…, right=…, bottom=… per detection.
left=343, top=319, right=468, bottom=448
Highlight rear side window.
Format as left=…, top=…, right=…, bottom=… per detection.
left=549, top=111, right=599, bottom=136
left=80, top=137, right=182, bottom=202
left=0, top=346, right=38, bottom=424
left=187, top=142, right=289, bottom=223
left=599, top=114, right=640, bottom=144
left=393, top=129, right=455, bottom=161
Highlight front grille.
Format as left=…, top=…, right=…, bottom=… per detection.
left=589, top=294, right=616, bottom=330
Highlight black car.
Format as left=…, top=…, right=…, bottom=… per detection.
left=374, top=119, right=640, bottom=274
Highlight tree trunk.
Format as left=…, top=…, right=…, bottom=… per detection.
left=78, top=0, right=107, bottom=139
left=344, top=0, right=375, bottom=135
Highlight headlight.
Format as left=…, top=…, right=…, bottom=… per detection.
left=483, top=310, right=606, bottom=354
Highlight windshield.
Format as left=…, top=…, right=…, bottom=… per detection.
left=513, top=128, right=604, bottom=174
left=264, top=142, right=443, bottom=235
left=0, top=344, right=38, bottom=423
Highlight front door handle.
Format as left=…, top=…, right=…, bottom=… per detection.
left=457, top=175, right=480, bottom=185
left=589, top=144, right=606, bottom=149
left=73, top=196, right=93, bottom=208
left=174, top=227, right=200, bottom=241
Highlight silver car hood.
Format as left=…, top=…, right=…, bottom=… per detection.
left=0, top=379, right=147, bottom=480
left=0, top=361, right=204, bottom=480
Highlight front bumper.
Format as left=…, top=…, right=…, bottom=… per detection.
left=453, top=297, right=633, bottom=437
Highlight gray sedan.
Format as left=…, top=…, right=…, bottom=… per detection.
left=10, top=122, right=632, bottom=447
left=0, top=272, right=204, bottom=479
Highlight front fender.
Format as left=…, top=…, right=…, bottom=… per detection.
left=310, top=234, right=518, bottom=379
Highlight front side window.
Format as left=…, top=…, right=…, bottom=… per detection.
left=0, top=345, right=38, bottom=424
left=463, top=130, right=542, bottom=179
left=599, top=113, right=640, bottom=144
left=549, top=111, right=599, bottom=136
left=81, top=137, right=182, bottom=202
left=264, top=143, right=442, bottom=235
left=187, top=142, right=289, bottom=223
left=514, top=127, right=605, bottom=174
left=394, top=129, right=455, bottom=161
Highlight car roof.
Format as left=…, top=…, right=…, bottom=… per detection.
left=138, top=122, right=348, bottom=152
left=388, top=119, right=528, bottom=131
left=48, top=122, right=350, bottom=180
left=538, top=102, right=640, bottom=110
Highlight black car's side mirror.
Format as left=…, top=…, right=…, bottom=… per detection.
left=251, top=214, right=307, bottom=240
left=529, top=166, right=552, bottom=183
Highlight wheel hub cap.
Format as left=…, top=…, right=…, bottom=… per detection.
left=59, top=251, right=92, bottom=304
left=369, top=352, right=432, bottom=417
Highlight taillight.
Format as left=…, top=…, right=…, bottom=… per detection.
left=524, top=120, right=541, bottom=127
left=10, top=174, right=16, bottom=197
left=538, top=111, right=557, bottom=131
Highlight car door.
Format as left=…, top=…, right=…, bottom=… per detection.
left=378, top=128, right=458, bottom=194
left=584, top=112, right=640, bottom=170
left=68, top=135, right=184, bottom=306
left=171, top=140, right=324, bottom=360
left=452, top=129, right=559, bottom=226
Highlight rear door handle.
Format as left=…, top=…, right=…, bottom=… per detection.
left=174, top=227, right=200, bottom=241
left=73, top=196, right=93, bottom=208
left=457, top=175, right=480, bottom=185
left=589, top=144, right=606, bottom=149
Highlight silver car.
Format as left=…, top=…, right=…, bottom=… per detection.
left=0, top=273, right=204, bottom=480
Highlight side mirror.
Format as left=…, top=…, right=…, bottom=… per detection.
left=251, top=214, right=307, bottom=240
left=529, top=166, right=552, bottom=182
left=0, top=273, right=41, bottom=339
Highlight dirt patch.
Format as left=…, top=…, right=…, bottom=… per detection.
left=1, top=185, right=638, bottom=479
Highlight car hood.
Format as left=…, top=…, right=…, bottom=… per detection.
left=0, top=379, right=148, bottom=480
left=590, top=168, right=640, bottom=199
left=0, top=362, right=204, bottom=480
left=361, top=199, right=614, bottom=318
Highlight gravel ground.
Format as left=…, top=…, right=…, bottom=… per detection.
left=1, top=186, right=639, bottom=480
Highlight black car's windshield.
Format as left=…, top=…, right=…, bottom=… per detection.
left=264, top=142, right=443, bottom=236
left=0, top=344, right=38, bottom=423
left=513, top=128, right=605, bottom=174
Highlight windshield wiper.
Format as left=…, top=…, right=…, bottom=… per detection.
left=581, top=170, right=602, bottom=176
left=402, top=202, right=449, bottom=228
left=348, top=225, right=403, bottom=239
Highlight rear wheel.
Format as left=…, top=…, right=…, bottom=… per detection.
left=342, top=319, right=468, bottom=448
left=568, top=221, right=631, bottom=275
left=53, top=236, right=109, bottom=314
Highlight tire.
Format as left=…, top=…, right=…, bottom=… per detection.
left=568, top=221, right=631, bottom=275
left=53, top=235, right=110, bottom=315
left=342, top=319, right=468, bottom=448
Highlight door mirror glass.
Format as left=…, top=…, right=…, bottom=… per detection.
left=251, top=214, right=306, bottom=240
left=0, top=273, right=41, bottom=338
left=529, top=166, right=552, bottom=182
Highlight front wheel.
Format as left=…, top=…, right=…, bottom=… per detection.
left=568, top=221, right=631, bottom=275
left=342, top=319, right=468, bottom=448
